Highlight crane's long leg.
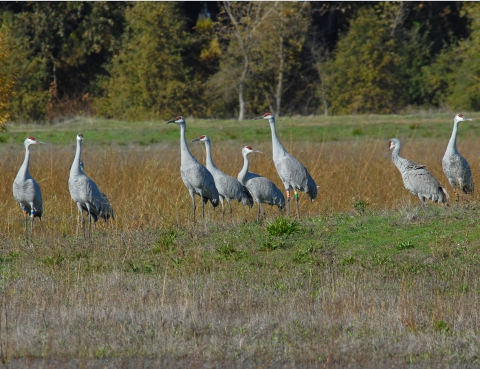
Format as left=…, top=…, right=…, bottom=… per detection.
left=76, top=203, right=85, bottom=239
left=220, top=196, right=225, bottom=221
left=228, top=200, right=233, bottom=221
left=260, top=204, right=266, bottom=220
left=23, top=207, right=27, bottom=243
left=30, top=209, right=34, bottom=241
left=85, top=203, right=93, bottom=240
left=201, top=199, right=205, bottom=219
left=257, top=202, right=261, bottom=222
left=189, top=190, right=196, bottom=223
left=294, top=190, right=300, bottom=219
left=285, top=188, right=291, bottom=215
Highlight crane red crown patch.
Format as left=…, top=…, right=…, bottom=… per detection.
left=78, top=133, right=83, bottom=137
left=264, top=112, right=271, bottom=117
left=28, top=136, right=35, bottom=140
left=246, top=146, right=252, bottom=150
left=458, top=113, right=464, bottom=117
left=175, top=116, right=182, bottom=120
left=200, top=135, right=205, bottom=139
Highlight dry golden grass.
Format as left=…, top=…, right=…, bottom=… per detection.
left=2, top=135, right=480, bottom=234
left=2, top=134, right=480, bottom=367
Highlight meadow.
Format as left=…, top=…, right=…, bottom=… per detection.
left=1, top=113, right=480, bottom=367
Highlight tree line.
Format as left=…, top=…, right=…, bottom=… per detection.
left=0, top=1, right=479, bottom=125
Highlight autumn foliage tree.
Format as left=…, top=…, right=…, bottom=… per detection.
left=96, top=2, right=192, bottom=120
left=0, top=23, right=15, bottom=131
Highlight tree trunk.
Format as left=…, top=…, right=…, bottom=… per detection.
left=238, top=82, right=245, bottom=121
left=238, top=55, right=249, bottom=121
left=274, top=37, right=284, bottom=118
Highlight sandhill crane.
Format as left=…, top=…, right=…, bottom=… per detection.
left=238, top=146, right=285, bottom=221
left=386, top=138, right=448, bottom=206
left=442, top=114, right=474, bottom=198
left=191, top=135, right=253, bottom=220
left=252, top=112, right=317, bottom=218
left=13, top=136, right=45, bottom=242
left=166, top=116, right=219, bottom=221
left=68, top=133, right=114, bottom=238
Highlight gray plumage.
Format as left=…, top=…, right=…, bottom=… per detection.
left=442, top=114, right=474, bottom=195
left=386, top=138, right=448, bottom=206
left=12, top=136, right=45, bottom=242
left=68, top=133, right=114, bottom=238
left=191, top=135, right=253, bottom=220
left=166, top=116, right=219, bottom=221
left=253, top=112, right=317, bottom=218
left=238, top=146, right=285, bottom=221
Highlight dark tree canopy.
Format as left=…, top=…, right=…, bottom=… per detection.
left=0, top=1, right=474, bottom=122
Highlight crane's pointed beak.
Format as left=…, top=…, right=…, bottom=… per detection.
left=253, top=150, right=263, bottom=154
left=190, top=138, right=200, bottom=142
left=466, top=118, right=473, bottom=121
left=166, top=119, right=175, bottom=124
left=252, top=116, right=264, bottom=120
left=36, top=140, right=45, bottom=145
left=384, top=148, right=392, bottom=159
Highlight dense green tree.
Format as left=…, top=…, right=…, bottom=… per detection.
left=424, top=3, right=480, bottom=111
left=322, top=4, right=405, bottom=115
left=96, top=2, right=191, bottom=120
left=0, top=2, right=475, bottom=122
left=3, top=2, right=128, bottom=122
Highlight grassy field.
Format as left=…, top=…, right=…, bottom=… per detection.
left=1, top=113, right=480, bottom=367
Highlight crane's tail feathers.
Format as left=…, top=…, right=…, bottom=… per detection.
left=242, top=186, right=254, bottom=208
left=306, top=175, right=318, bottom=201
left=440, top=187, right=449, bottom=203
left=208, top=197, right=219, bottom=208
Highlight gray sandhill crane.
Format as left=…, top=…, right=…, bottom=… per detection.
left=191, top=135, right=253, bottom=220
left=238, top=145, right=285, bottom=221
left=166, top=116, right=219, bottom=221
left=68, top=133, right=114, bottom=238
left=386, top=138, right=448, bottom=206
left=442, top=114, right=474, bottom=197
left=252, top=112, right=317, bottom=218
left=12, top=136, right=45, bottom=242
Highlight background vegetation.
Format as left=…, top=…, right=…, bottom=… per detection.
left=0, top=1, right=479, bottom=123
left=3, top=1, right=480, bottom=366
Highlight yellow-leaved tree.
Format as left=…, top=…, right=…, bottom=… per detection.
left=0, top=23, right=15, bottom=132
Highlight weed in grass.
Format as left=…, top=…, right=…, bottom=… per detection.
left=353, top=197, right=369, bottom=214
left=351, top=127, right=364, bottom=136
left=41, top=253, right=66, bottom=266
left=216, top=244, right=246, bottom=261
left=153, top=228, right=178, bottom=253
left=340, top=255, right=355, bottom=266
left=259, top=237, right=284, bottom=251
left=396, top=240, right=414, bottom=251
left=293, top=245, right=317, bottom=264
left=435, top=320, right=450, bottom=333
left=266, top=217, right=300, bottom=237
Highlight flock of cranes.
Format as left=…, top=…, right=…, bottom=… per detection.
left=11, top=113, right=473, bottom=242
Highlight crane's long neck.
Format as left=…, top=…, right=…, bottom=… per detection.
left=390, top=145, right=406, bottom=170
left=71, top=139, right=83, bottom=177
left=238, top=152, right=250, bottom=184
left=203, top=140, right=215, bottom=171
left=179, top=123, right=195, bottom=167
left=16, top=145, right=31, bottom=180
left=268, top=117, right=287, bottom=158
left=446, top=121, right=459, bottom=153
